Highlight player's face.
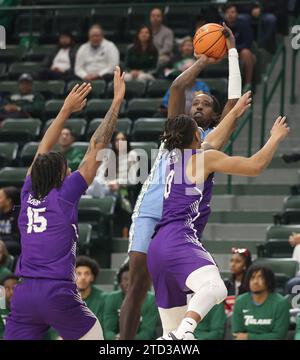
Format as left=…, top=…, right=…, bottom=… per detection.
left=19, top=80, right=32, bottom=95
left=58, top=128, right=74, bottom=147
left=150, top=9, right=163, bottom=27
left=181, top=40, right=194, bottom=57
left=120, top=271, right=130, bottom=294
left=89, top=28, right=103, bottom=48
left=75, top=266, right=94, bottom=291
left=138, top=27, right=150, bottom=43
left=4, top=279, right=18, bottom=305
left=230, top=254, right=246, bottom=275
left=249, top=270, right=267, bottom=294
left=224, top=7, right=238, bottom=24
left=190, top=94, right=215, bottom=129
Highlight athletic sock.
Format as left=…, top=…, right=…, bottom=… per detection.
left=174, top=317, right=197, bottom=339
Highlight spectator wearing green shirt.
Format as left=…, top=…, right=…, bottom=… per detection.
left=0, top=240, right=11, bottom=283
left=194, top=303, right=226, bottom=340
left=103, top=262, right=158, bottom=340
left=47, top=256, right=106, bottom=340
left=0, top=274, right=19, bottom=339
left=232, top=265, right=290, bottom=340
left=57, top=127, right=85, bottom=172
left=0, top=74, right=45, bottom=121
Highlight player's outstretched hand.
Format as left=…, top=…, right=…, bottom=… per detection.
left=232, top=90, right=252, bottom=118
left=222, top=22, right=236, bottom=51
left=113, top=66, right=126, bottom=103
left=63, top=82, right=92, bottom=113
left=270, top=116, right=290, bottom=142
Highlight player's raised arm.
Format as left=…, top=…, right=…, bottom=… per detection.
left=203, top=116, right=290, bottom=178
left=78, top=66, right=125, bottom=185
left=201, top=23, right=242, bottom=151
left=27, top=82, right=92, bottom=175
left=168, top=54, right=213, bottom=119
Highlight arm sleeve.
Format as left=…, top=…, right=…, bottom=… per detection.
left=195, top=303, right=226, bottom=340
left=232, top=296, right=246, bottom=333
left=58, top=171, right=88, bottom=204
left=248, top=299, right=290, bottom=340
left=75, top=45, right=88, bottom=79
left=102, top=294, right=119, bottom=340
left=134, top=293, right=159, bottom=340
left=228, top=48, right=242, bottom=99
left=98, top=43, right=120, bottom=77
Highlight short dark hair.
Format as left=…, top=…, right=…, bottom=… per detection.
left=31, top=152, right=67, bottom=200
left=223, top=2, right=237, bottom=13
left=116, top=261, right=129, bottom=285
left=76, top=256, right=100, bottom=279
left=1, top=274, right=19, bottom=286
left=161, top=115, right=198, bottom=151
left=62, top=126, right=76, bottom=139
left=244, top=265, right=276, bottom=293
left=1, top=186, right=20, bottom=207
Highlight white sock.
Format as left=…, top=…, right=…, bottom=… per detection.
left=174, top=317, right=197, bottom=338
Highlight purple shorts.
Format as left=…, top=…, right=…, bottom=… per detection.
left=4, top=277, right=97, bottom=340
left=147, top=224, right=216, bottom=309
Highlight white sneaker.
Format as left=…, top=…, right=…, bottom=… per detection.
left=157, top=331, right=195, bottom=340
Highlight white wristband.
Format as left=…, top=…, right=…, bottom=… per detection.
left=228, top=48, right=242, bottom=99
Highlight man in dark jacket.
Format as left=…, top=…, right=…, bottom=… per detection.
left=0, top=73, right=45, bottom=120
left=40, top=31, right=77, bottom=81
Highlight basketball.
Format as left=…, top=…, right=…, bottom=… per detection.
left=193, top=23, right=227, bottom=59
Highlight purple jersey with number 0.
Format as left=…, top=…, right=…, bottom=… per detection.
left=16, top=171, right=88, bottom=282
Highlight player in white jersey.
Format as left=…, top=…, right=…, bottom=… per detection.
left=119, top=25, right=243, bottom=339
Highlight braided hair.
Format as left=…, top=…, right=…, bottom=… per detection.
left=31, top=152, right=67, bottom=200
left=161, top=114, right=199, bottom=152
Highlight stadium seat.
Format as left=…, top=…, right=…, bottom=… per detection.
left=0, top=142, right=18, bottom=166
left=283, top=196, right=300, bottom=209
left=86, top=118, right=132, bottom=139
left=0, top=81, right=19, bottom=96
left=107, top=80, right=146, bottom=100
left=164, top=4, right=196, bottom=37
left=43, top=118, right=87, bottom=139
left=0, top=45, right=23, bottom=64
left=266, top=225, right=300, bottom=240
left=146, top=79, right=172, bottom=98
left=202, top=78, right=228, bottom=97
left=19, top=142, right=39, bottom=166
left=85, top=99, right=126, bottom=120
left=8, top=62, right=45, bottom=80
left=0, top=167, right=27, bottom=188
left=129, top=141, right=159, bottom=159
left=44, top=99, right=64, bottom=118
left=33, top=80, right=65, bottom=99
left=0, top=63, right=7, bottom=78
left=4, top=254, right=15, bottom=272
left=257, top=239, right=294, bottom=258
left=77, top=223, right=92, bottom=255
left=131, top=118, right=166, bottom=142
left=67, top=80, right=106, bottom=99
left=0, top=118, right=41, bottom=142
left=23, top=45, right=57, bottom=62
left=202, top=58, right=228, bottom=78
left=91, top=7, right=127, bottom=40
left=14, top=13, right=46, bottom=39
left=126, top=98, right=162, bottom=120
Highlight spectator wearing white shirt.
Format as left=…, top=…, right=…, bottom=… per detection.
left=40, top=32, right=77, bottom=81
left=150, top=8, right=174, bottom=65
left=75, top=24, right=120, bottom=82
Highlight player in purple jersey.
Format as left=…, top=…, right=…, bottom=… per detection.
left=147, top=96, right=290, bottom=340
left=4, top=67, right=126, bottom=340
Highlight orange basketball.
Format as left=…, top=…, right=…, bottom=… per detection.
left=193, top=23, right=227, bottom=59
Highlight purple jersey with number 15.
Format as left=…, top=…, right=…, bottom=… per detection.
left=16, top=171, right=88, bottom=282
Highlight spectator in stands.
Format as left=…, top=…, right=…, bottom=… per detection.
left=223, top=3, right=255, bottom=87
left=75, top=24, right=119, bottom=82
left=124, top=26, right=158, bottom=83
left=159, top=79, right=210, bottom=118
left=0, top=187, right=20, bottom=256
left=224, top=247, right=252, bottom=316
left=57, top=127, right=85, bottom=172
left=164, top=36, right=195, bottom=79
left=47, top=256, right=106, bottom=340
left=0, top=274, right=19, bottom=339
left=284, top=233, right=300, bottom=294
left=0, top=240, right=11, bottom=283
left=194, top=303, right=226, bottom=340
left=103, top=262, right=158, bottom=340
left=40, top=31, right=77, bottom=81
left=0, top=73, right=45, bottom=120
left=232, top=265, right=290, bottom=340
left=282, top=152, right=300, bottom=164
left=150, top=8, right=174, bottom=65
